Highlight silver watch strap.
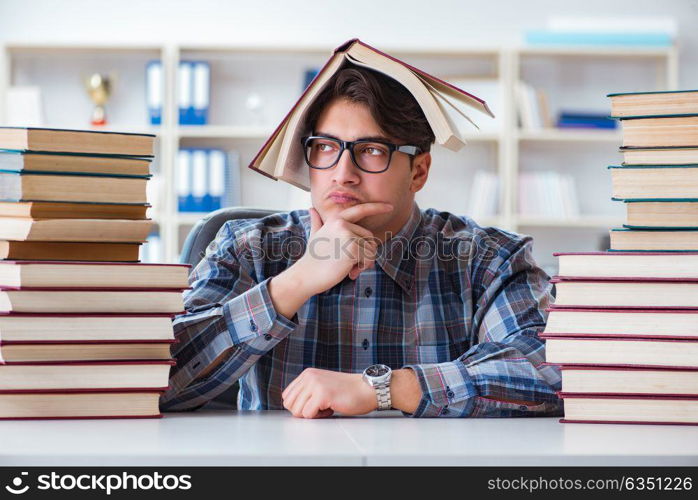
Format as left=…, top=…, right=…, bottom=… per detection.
left=375, top=382, right=391, bottom=410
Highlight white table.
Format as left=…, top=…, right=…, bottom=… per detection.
left=1, top=410, right=697, bottom=466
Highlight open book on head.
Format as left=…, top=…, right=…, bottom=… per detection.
left=248, top=38, right=495, bottom=191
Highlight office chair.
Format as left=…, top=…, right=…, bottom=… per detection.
left=179, top=206, right=283, bottom=410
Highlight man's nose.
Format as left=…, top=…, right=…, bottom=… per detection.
left=331, top=148, right=360, bottom=183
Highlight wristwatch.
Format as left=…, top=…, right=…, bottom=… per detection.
left=362, top=363, right=392, bottom=410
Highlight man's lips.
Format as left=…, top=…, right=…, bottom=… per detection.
left=328, top=192, right=360, bottom=203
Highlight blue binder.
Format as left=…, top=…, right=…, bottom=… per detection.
left=178, top=61, right=210, bottom=125
left=146, top=60, right=162, bottom=125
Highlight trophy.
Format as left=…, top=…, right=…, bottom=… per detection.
left=83, top=73, right=115, bottom=126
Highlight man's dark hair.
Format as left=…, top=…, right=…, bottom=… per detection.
left=304, top=65, right=436, bottom=160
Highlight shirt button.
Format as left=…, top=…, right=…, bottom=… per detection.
left=364, top=286, right=372, bottom=297
left=362, top=339, right=369, bottom=350
left=442, top=408, right=449, bottom=415
left=249, top=320, right=257, bottom=332
left=519, top=405, right=528, bottom=411
left=447, top=390, right=455, bottom=399
left=264, top=333, right=272, bottom=341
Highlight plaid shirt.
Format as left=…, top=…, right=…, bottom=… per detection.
left=160, top=201, right=563, bottom=417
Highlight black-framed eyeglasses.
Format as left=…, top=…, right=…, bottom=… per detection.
left=300, top=135, right=422, bottom=174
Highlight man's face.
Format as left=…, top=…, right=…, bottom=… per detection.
left=309, top=97, right=430, bottom=236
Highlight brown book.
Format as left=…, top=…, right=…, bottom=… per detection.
left=623, top=200, right=698, bottom=228
left=543, top=308, right=698, bottom=339
left=0, top=241, right=141, bottom=262
left=541, top=335, right=698, bottom=368
left=0, top=201, right=149, bottom=220
left=0, top=360, right=174, bottom=391
left=0, top=313, right=175, bottom=343
left=0, top=127, right=154, bottom=157
left=620, top=146, right=698, bottom=165
left=555, top=251, right=698, bottom=279
left=610, top=228, right=698, bottom=251
left=608, top=90, right=698, bottom=118
left=0, top=171, right=148, bottom=204
left=551, top=277, right=698, bottom=309
left=0, top=218, right=152, bottom=243
left=0, top=150, right=151, bottom=176
left=558, top=393, right=698, bottom=425
left=0, top=261, right=189, bottom=289
left=619, top=115, right=698, bottom=148
left=609, top=165, right=698, bottom=199
left=0, top=389, right=164, bottom=419
left=0, top=341, right=175, bottom=363
left=546, top=364, right=698, bottom=397
left=0, top=288, right=186, bottom=314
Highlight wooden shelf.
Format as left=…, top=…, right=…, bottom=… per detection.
left=515, top=216, right=623, bottom=228
left=517, top=129, right=622, bottom=142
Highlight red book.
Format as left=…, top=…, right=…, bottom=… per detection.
left=542, top=307, right=698, bottom=339
left=541, top=335, right=698, bottom=368
left=557, top=393, right=698, bottom=426
left=0, top=388, right=167, bottom=420
left=550, top=276, right=698, bottom=309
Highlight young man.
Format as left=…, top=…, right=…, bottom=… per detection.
left=160, top=66, right=563, bottom=418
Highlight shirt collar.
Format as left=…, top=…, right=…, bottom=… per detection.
left=375, top=200, right=422, bottom=296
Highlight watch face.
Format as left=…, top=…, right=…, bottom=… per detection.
left=365, top=364, right=389, bottom=377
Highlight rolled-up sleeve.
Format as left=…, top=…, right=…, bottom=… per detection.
left=160, top=221, right=299, bottom=411
left=401, top=234, right=563, bottom=418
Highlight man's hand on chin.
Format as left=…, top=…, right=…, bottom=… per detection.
left=281, top=368, right=378, bottom=419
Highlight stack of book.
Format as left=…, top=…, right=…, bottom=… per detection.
left=0, top=127, right=191, bottom=419
left=542, top=90, right=698, bottom=426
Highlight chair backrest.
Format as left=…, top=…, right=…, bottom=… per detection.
left=178, top=206, right=282, bottom=410
left=180, top=206, right=281, bottom=268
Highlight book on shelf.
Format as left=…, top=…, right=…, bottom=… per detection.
left=0, top=218, right=153, bottom=243
left=558, top=394, right=698, bottom=425
left=516, top=80, right=552, bottom=130
left=615, top=115, right=698, bottom=148
left=0, top=171, right=149, bottom=205
left=620, top=146, right=698, bottom=165
left=0, top=389, right=165, bottom=420
left=556, top=111, right=616, bottom=130
left=518, top=171, right=579, bottom=218
left=248, top=38, right=494, bottom=191
left=554, top=251, right=698, bottom=279
left=610, top=228, right=698, bottom=251
left=550, top=276, right=698, bottom=309
left=547, top=364, right=698, bottom=397
left=543, top=307, right=698, bottom=339
left=0, top=261, right=190, bottom=289
left=0, top=127, right=155, bottom=157
left=0, top=200, right=150, bottom=220
left=0, top=150, right=152, bottom=176
left=0, top=241, right=142, bottom=262
left=466, top=170, right=498, bottom=219
left=608, top=89, right=698, bottom=118
left=0, top=360, right=174, bottom=392
left=620, top=199, right=698, bottom=229
left=541, top=335, right=698, bottom=368
left=0, top=288, right=186, bottom=314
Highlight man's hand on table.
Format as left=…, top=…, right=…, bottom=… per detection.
left=281, top=368, right=377, bottom=418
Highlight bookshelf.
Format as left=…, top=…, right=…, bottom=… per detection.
left=0, top=42, right=679, bottom=272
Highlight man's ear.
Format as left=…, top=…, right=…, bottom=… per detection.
left=410, top=152, right=431, bottom=193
